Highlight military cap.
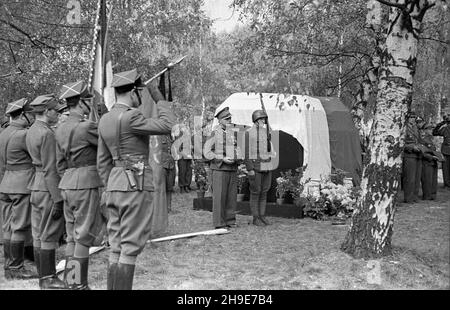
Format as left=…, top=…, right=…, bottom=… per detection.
left=5, top=98, right=28, bottom=116
left=29, top=94, right=59, bottom=113
left=111, top=68, right=145, bottom=89
left=58, top=81, right=92, bottom=100
left=252, top=109, right=268, bottom=123
left=215, top=107, right=232, bottom=120
left=55, top=101, right=68, bottom=113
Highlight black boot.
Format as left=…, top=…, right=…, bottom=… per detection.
left=107, top=262, right=118, bottom=290
left=115, top=263, right=135, bottom=290
left=250, top=194, right=264, bottom=226
left=24, top=245, right=35, bottom=262
left=3, top=240, right=11, bottom=279
left=259, top=195, right=271, bottom=225
left=39, top=249, right=67, bottom=290
left=252, top=216, right=265, bottom=226
left=69, top=257, right=90, bottom=290
left=8, top=241, right=38, bottom=279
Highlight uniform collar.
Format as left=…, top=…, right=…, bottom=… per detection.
left=113, top=102, right=132, bottom=110
left=9, top=120, right=28, bottom=129
left=35, top=119, right=52, bottom=129
left=68, top=111, right=85, bottom=121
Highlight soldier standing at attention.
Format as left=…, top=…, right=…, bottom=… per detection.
left=433, top=114, right=450, bottom=189
left=205, top=107, right=240, bottom=229
left=26, top=94, right=66, bottom=289
left=0, top=99, right=37, bottom=280
left=55, top=81, right=106, bottom=290
left=97, top=69, right=176, bottom=290
left=245, top=110, right=276, bottom=226
left=402, top=112, right=422, bottom=203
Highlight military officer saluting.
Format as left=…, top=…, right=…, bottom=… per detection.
left=26, top=94, right=66, bottom=289
left=0, top=98, right=37, bottom=280
left=55, top=81, right=105, bottom=290
left=97, top=69, right=176, bottom=290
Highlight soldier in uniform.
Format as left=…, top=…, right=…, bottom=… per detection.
left=177, top=125, right=193, bottom=193
left=97, top=69, right=176, bottom=290
left=419, top=124, right=443, bottom=200
left=55, top=81, right=105, bottom=290
left=0, top=99, right=37, bottom=280
left=433, top=114, right=450, bottom=189
left=244, top=110, right=276, bottom=226
left=402, top=112, right=423, bottom=203
left=0, top=116, right=8, bottom=246
left=26, top=94, right=66, bottom=289
left=205, top=107, right=240, bottom=229
left=160, top=135, right=176, bottom=212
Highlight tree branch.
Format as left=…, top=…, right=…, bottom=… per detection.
left=376, top=0, right=407, bottom=9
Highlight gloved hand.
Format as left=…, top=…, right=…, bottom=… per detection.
left=51, top=201, right=64, bottom=221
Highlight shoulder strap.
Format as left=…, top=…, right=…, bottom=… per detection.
left=65, top=121, right=81, bottom=167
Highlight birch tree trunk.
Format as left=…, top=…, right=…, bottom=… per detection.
left=342, top=0, right=438, bottom=258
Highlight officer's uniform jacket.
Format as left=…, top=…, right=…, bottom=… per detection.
left=97, top=102, right=176, bottom=192
left=433, top=121, right=450, bottom=155
left=205, top=125, right=239, bottom=171
left=404, top=122, right=422, bottom=155
left=420, top=133, right=444, bottom=162
left=26, top=120, right=63, bottom=203
left=0, top=120, right=34, bottom=194
left=55, top=112, right=102, bottom=189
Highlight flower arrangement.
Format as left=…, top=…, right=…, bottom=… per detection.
left=276, top=167, right=310, bottom=201
left=302, top=174, right=359, bottom=220
left=193, top=160, right=209, bottom=192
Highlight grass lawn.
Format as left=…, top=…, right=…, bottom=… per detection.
left=1, top=187, right=449, bottom=290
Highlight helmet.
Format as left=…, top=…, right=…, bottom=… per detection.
left=252, top=110, right=267, bottom=123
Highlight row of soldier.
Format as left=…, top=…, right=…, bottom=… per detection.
left=402, top=112, right=450, bottom=203
left=0, top=68, right=176, bottom=290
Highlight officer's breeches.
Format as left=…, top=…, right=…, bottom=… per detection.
left=62, top=188, right=104, bottom=249
left=248, top=171, right=272, bottom=216
left=30, top=191, right=64, bottom=250
left=105, top=190, right=153, bottom=265
left=212, top=170, right=237, bottom=227
left=0, top=193, right=31, bottom=242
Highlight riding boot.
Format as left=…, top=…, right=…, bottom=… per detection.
left=69, top=257, right=90, bottom=290
left=3, top=240, right=11, bottom=279
left=8, top=241, right=38, bottom=279
left=24, top=245, right=35, bottom=262
left=107, top=262, right=118, bottom=290
left=39, top=249, right=67, bottom=290
left=259, top=196, right=270, bottom=225
left=115, top=263, right=135, bottom=290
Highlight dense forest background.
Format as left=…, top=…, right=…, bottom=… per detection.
left=0, top=0, right=448, bottom=125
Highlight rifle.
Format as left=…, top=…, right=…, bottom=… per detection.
left=259, top=93, right=271, bottom=152
left=144, top=55, right=187, bottom=85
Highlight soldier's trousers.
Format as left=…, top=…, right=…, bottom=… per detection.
left=30, top=191, right=65, bottom=250
left=177, top=159, right=192, bottom=187
left=212, top=170, right=237, bottom=228
left=165, top=168, right=176, bottom=192
left=62, top=188, right=105, bottom=252
left=248, top=171, right=272, bottom=217
left=105, top=190, right=153, bottom=265
left=0, top=193, right=31, bottom=242
left=421, top=159, right=438, bottom=200
left=402, top=153, right=422, bottom=203
left=443, top=155, right=450, bottom=187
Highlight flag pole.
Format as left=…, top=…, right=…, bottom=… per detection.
left=144, top=55, right=187, bottom=85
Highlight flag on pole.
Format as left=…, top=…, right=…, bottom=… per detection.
left=88, top=0, right=114, bottom=120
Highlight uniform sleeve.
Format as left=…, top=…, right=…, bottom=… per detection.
left=41, top=131, right=63, bottom=203
left=55, top=137, right=67, bottom=177
left=129, top=102, right=176, bottom=136
left=97, top=132, right=113, bottom=188
left=86, top=121, right=99, bottom=146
